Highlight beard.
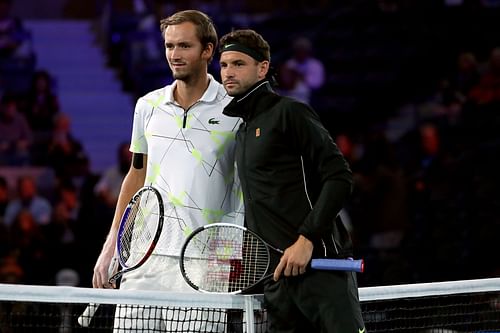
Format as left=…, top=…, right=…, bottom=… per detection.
left=170, top=61, right=204, bottom=84
left=172, top=70, right=191, bottom=82
left=224, top=82, right=247, bottom=97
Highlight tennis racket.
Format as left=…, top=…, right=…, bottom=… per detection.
left=77, top=257, right=118, bottom=327
left=179, top=223, right=363, bottom=294
left=108, top=185, right=164, bottom=283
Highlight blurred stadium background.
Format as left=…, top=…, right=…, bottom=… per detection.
left=0, top=0, right=498, bottom=289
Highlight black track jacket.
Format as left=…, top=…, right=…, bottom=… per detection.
left=223, top=80, right=354, bottom=268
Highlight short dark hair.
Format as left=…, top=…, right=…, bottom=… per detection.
left=159, top=10, right=218, bottom=63
left=219, top=29, right=271, bottom=62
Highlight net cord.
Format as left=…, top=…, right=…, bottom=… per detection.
left=0, top=278, right=498, bottom=305
left=358, top=277, right=500, bottom=301
left=0, top=283, right=264, bottom=310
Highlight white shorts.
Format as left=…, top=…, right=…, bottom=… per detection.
left=113, top=255, right=227, bottom=332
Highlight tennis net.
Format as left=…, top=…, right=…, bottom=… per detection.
left=0, top=277, right=498, bottom=332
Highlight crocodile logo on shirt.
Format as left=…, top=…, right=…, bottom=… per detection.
left=208, top=117, right=219, bottom=125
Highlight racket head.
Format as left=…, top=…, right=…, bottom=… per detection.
left=115, top=186, right=164, bottom=272
left=180, top=223, right=271, bottom=294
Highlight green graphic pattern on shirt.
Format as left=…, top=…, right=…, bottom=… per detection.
left=202, top=208, right=224, bottom=224
left=145, top=94, right=166, bottom=109
left=146, top=163, right=161, bottom=184
left=211, top=130, right=236, bottom=159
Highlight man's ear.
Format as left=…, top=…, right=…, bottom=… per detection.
left=202, top=42, right=214, bottom=61
left=258, top=60, right=270, bottom=80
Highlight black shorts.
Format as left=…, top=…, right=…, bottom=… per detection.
left=263, top=270, right=365, bottom=333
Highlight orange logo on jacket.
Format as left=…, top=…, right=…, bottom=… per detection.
left=256, top=128, right=261, bottom=137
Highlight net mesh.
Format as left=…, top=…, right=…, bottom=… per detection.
left=0, top=278, right=498, bottom=332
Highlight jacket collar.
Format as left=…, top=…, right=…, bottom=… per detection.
left=223, top=80, right=276, bottom=121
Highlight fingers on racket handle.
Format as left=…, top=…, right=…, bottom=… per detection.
left=77, top=303, right=99, bottom=327
left=311, top=258, right=364, bottom=273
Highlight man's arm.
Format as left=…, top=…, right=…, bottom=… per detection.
left=274, top=102, right=352, bottom=279
left=92, top=153, right=147, bottom=288
left=290, top=103, right=352, bottom=240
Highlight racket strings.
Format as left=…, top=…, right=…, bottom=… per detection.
left=183, top=226, right=270, bottom=293
left=236, top=232, right=268, bottom=291
left=119, top=191, right=160, bottom=267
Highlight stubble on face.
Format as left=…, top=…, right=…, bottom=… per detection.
left=223, top=81, right=244, bottom=96
left=164, top=22, right=205, bottom=84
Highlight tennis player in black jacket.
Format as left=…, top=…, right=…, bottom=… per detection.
left=219, top=29, right=366, bottom=333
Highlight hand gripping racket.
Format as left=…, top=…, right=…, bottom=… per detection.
left=78, top=186, right=164, bottom=327
left=77, top=257, right=118, bottom=327
left=179, top=223, right=363, bottom=294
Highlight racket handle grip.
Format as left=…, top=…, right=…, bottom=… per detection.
left=311, top=258, right=364, bottom=273
left=108, top=256, right=120, bottom=284
left=77, top=303, right=99, bottom=327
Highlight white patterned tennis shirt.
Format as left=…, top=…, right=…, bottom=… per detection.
left=130, top=74, right=243, bottom=256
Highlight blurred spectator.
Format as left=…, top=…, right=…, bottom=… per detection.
left=4, top=175, right=52, bottom=227
left=68, top=155, right=103, bottom=287
left=0, top=253, right=23, bottom=283
left=0, top=94, right=32, bottom=165
left=44, top=181, right=80, bottom=274
left=417, top=79, right=464, bottom=126
left=468, top=47, right=500, bottom=105
left=0, top=0, right=33, bottom=60
left=403, top=122, right=444, bottom=178
left=335, top=133, right=364, bottom=170
left=277, top=36, right=325, bottom=105
left=94, top=141, right=131, bottom=207
left=348, top=129, right=411, bottom=285
left=8, top=209, right=50, bottom=284
left=377, top=0, right=401, bottom=13
left=98, top=0, right=146, bottom=67
left=46, top=112, right=88, bottom=180
left=0, top=175, right=9, bottom=222
left=480, top=0, right=500, bottom=7
left=129, top=1, right=163, bottom=67
left=0, top=176, right=9, bottom=257
left=24, top=70, right=60, bottom=132
left=453, top=51, right=480, bottom=99
left=353, top=129, right=409, bottom=247
left=119, top=1, right=166, bottom=94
